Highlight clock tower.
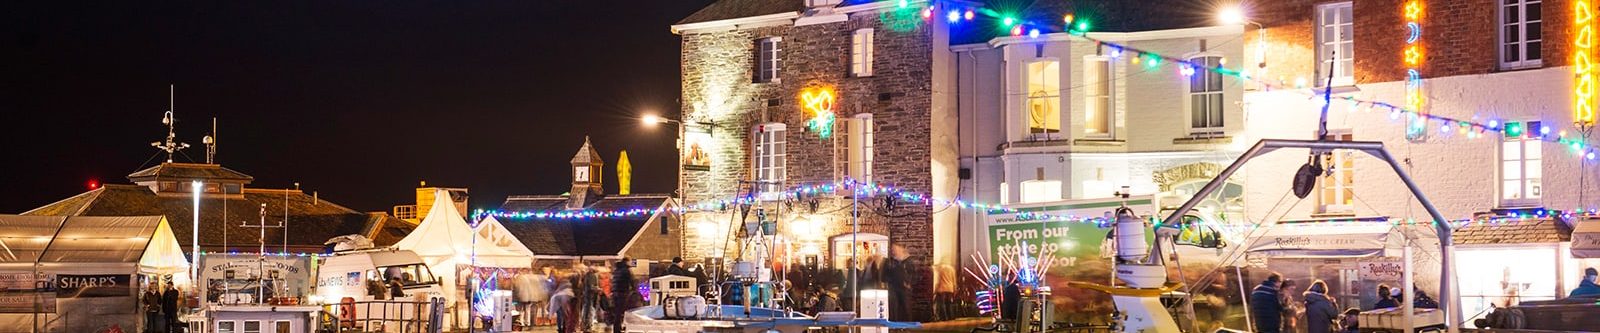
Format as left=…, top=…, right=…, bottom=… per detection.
left=568, top=136, right=605, bottom=209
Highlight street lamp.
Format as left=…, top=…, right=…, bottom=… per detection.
left=641, top=113, right=679, bottom=126
left=1217, top=5, right=1269, bottom=74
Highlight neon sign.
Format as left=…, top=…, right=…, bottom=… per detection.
left=1577, top=0, right=1596, bottom=126
left=1404, top=1, right=1427, bottom=138
left=801, top=88, right=837, bottom=138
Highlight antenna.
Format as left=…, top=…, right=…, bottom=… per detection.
left=151, top=85, right=190, bottom=163
left=204, top=118, right=217, bottom=164
left=241, top=203, right=286, bottom=305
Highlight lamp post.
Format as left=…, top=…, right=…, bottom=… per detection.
left=1218, top=6, right=1269, bottom=77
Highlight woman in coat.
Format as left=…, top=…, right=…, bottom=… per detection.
left=1303, top=280, right=1342, bottom=333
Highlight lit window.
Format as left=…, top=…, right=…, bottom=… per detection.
left=1500, top=0, right=1543, bottom=69
left=1317, top=130, right=1355, bottom=214
left=834, top=113, right=874, bottom=183
left=1025, top=60, right=1061, bottom=139
left=1188, top=56, right=1225, bottom=132
left=851, top=29, right=875, bottom=77
left=756, top=37, right=782, bottom=83
left=1020, top=180, right=1062, bottom=203
left=1083, top=56, right=1114, bottom=138
left=753, top=123, right=787, bottom=198
left=1316, top=2, right=1354, bottom=86
left=1501, top=121, right=1543, bottom=205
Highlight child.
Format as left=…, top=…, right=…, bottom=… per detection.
left=1340, top=308, right=1361, bottom=333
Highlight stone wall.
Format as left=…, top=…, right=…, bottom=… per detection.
left=677, top=8, right=944, bottom=320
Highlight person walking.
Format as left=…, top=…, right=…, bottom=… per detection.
left=1249, top=273, right=1284, bottom=333
left=608, top=260, right=639, bottom=333
left=883, top=245, right=913, bottom=322
left=1303, top=280, right=1341, bottom=333
left=549, top=279, right=576, bottom=333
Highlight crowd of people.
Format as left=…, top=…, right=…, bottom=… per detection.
left=1244, top=268, right=1598, bottom=333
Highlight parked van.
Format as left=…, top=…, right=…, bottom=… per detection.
left=313, top=249, right=444, bottom=330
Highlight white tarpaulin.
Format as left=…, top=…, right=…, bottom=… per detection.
left=1245, top=223, right=1392, bottom=258
left=472, top=216, right=536, bottom=257
left=1573, top=219, right=1600, bottom=258
left=392, top=190, right=531, bottom=303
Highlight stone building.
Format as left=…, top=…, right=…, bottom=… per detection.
left=671, top=0, right=962, bottom=319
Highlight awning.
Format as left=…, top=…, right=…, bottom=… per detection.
left=1573, top=219, right=1600, bottom=258
left=1245, top=223, right=1391, bottom=258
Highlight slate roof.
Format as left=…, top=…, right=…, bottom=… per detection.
left=1452, top=216, right=1574, bottom=245
left=496, top=194, right=672, bottom=257
left=127, top=163, right=255, bottom=182
left=677, top=0, right=806, bottom=25
left=22, top=184, right=415, bottom=252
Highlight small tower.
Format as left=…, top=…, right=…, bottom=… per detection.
left=568, top=137, right=605, bottom=209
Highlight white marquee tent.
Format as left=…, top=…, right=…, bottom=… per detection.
left=472, top=216, right=536, bottom=257
left=0, top=215, right=191, bottom=332
left=392, top=190, right=532, bottom=304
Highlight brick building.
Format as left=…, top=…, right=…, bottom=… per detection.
left=670, top=0, right=962, bottom=320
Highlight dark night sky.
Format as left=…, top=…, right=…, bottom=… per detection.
left=1, top=1, right=714, bottom=213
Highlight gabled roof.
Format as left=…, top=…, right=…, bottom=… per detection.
left=676, top=0, right=807, bottom=25
left=1453, top=217, right=1573, bottom=245
left=497, top=194, right=673, bottom=257
left=22, top=184, right=414, bottom=252
left=0, top=215, right=190, bottom=274
left=128, top=162, right=254, bottom=182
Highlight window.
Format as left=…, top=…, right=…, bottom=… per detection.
left=834, top=113, right=874, bottom=183
left=851, top=29, right=874, bottom=77
left=377, top=263, right=438, bottom=286
left=243, top=321, right=262, bottom=333
left=218, top=321, right=237, bottom=333
left=1083, top=56, right=1114, bottom=138
left=1316, top=2, right=1354, bottom=86
left=1501, top=121, right=1543, bottom=205
left=274, top=321, right=291, bottom=333
left=1019, top=180, right=1062, bottom=203
left=753, top=123, right=787, bottom=198
left=756, top=37, right=781, bottom=83
left=1025, top=60, right=1061, bottom=139
left=1500, top=0, right=1544, bottom=69
left=1317, top=130, right=1355, bottom=214
left=1188, top=56, right=1225, bottom=132
left=999, top=182, right=1010, bottom=205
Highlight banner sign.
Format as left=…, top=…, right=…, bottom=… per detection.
left=983, top=197, right=1155, bottom=267
left=1358, top=258, right=1405, bottom=281
left=683, top=123, right=713, bottom=171
left=0, top=273, right=56, bottom=313
left=1245, top=224, right=1390, bottom=258
left=54, top=274, right=131, bottom=298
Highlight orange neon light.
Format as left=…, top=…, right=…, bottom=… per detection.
left=1403, top=46, right=1424, bottom=66
left=800, top=87, right=837, bottom=137
left=1404, top=1, right=1423, bottom=21
left=1577, top=0, right=1596, bottom=125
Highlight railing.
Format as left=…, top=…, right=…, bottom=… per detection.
left=393, top=205, right=418, bottom=220
left=319, top=297, right=444, bottom=333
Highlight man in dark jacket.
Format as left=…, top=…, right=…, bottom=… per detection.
left=883, top=245, right=912, bottom=322
left=160, top=284, right=180, bottom=333
left=1303, top=280, right=1341, bottom=333
left=1249, top=273, right=1284, bottom=333
left=609, top=259, right=639, bottom=333
left=664, top=257, right=694, bottom=277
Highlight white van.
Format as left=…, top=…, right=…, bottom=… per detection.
left=313, top=249, right=445, bottom=330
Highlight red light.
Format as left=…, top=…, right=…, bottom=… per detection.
left=86, top=179, right=100, bottom=190
left=922, top=8, right=933, bottom=19
left=1011, top=25, right=1023, bottom=36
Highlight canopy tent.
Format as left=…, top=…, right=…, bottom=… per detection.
left=1245, top=222, right=1395, bottom=259
left=472, top=216, right=537, bottom=257
left=392, top=190, right=531, bottom=304
left=1573, top=218, right=1600, bottom=258
left=0, top=215, right=190, bottom=275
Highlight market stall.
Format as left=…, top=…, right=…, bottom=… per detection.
left=391, top=190, right=532, bottom=328
left=1240, top=219, right=1445, bottom=333
left=0, top=215, right=190, bottom=333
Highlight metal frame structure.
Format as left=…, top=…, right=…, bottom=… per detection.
left=1158, top=138, right=1462, bottom=333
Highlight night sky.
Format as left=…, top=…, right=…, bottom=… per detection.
left=2, top=0, right=714, bottom=213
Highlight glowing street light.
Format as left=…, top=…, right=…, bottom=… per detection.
left=1217, top=6, right=1246, bottom=25
left=641, top=114, right=678, bottom=126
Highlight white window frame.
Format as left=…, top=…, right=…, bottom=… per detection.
left=1082, top=55, right=1115, bottom=139
left=851, top=29, right=875, bottom=77
left=1315, top=2, right=1354, bottom=86
left=1023, top=59, right=1062, bottom=140
left=1316, top=130, right=1355, bottom=215
left=1499, top=121, right=1543, bottom=206
left=1187, top=55, right=1226, bottom=133
left=218, top=321, right=238, bottom=333
left=834, top=113, right=874, bottom=183
left=752, top=123, right=787, bottom=199
left=243, top=320, right=262, bottom=333
left=757, top=37, right=782, bottom=83
left=1499, top=0, right=1544, bottom=69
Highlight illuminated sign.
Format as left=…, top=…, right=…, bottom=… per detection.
left=801, top=88, right=837, bottom=138
left=1404, top=0, right=1427, bottom=139
left=683, top=123, right=713, bottom=171
left=1577, top=0, right=1596, bottom=126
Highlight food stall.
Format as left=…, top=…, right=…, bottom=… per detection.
left=0, top=215, right=191, bottom=333
left=1241, top=219, right=1445, bottom=333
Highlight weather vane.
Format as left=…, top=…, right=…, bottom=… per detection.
left=151, top=84, right=190, bottom=163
